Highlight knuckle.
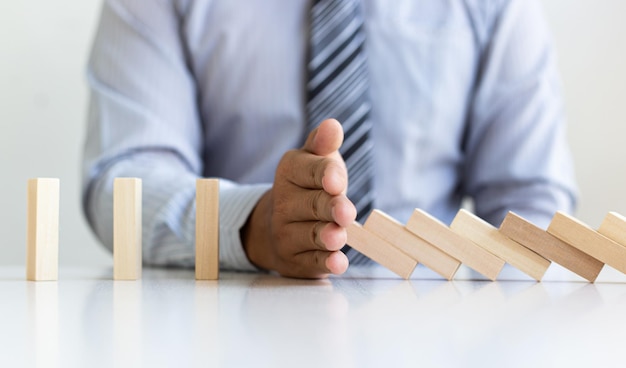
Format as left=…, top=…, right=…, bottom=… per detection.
left=308, top=190, right=324, bottom=219
left=304, top=222, right=330, bottom=251
left=310, top=157, right=329, bottom=187
left=296, top=253, right=321, bottom=274
left=308, top=162, right=320, bottom=187
left=311, top=221, right=323, bottom=249
left=277, top=150, right=297, bottom=175
left=313, top=251, right=323, bottom=268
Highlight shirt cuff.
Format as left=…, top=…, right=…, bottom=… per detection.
left=218, top=182, right=272, bottom=271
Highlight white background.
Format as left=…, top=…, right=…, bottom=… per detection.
left=1, top=1, right=625, bottom=266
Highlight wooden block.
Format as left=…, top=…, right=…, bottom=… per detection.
left=114, top=178, right=142, bottom=280
left=450, top=209, right=551, bottom=281
left=406, top=209, right=504, bottom=281
left=598, top=212, right=626, bottom=247
left=195, top=179, right=219, bottom=280
left=364, top=210, right=461, bottom=280
left=346, top=222, right=417, bottom=279
left=500, top=212, right=603, bottom=282
left=26, top=178, right=60, bottom=281
left=548, top=211, right=626, bottom=274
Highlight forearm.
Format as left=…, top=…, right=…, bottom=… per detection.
left=83, top=150, right=270, bottom=271
left=472, top=181, right=575, bottom=229
left=464, top=0, right=577, bottom=227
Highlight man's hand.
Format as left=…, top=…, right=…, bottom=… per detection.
left=242, top=119, right=356, bottom=278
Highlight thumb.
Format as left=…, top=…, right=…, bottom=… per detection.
left=303, top=119, right=344, bottom=156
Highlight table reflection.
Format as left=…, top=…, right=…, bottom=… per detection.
left=27, top=282, right=59, bottom=368
left=113, top=281, right=142, bottom=367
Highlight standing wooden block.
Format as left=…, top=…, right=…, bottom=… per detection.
left=364, top=210, right=461, bottom=280
left=598, top=212, right=626, bottom=247
left=500, top=212, right=603, bottom=282
left=406, top=209, right=504, bottom=281
left=26, top=178, right=60, bottom=281
left=450, top=209, right=551, bottom=281
left=114, top=178, right=142, bottom=280
left=195, top=179, right=219, bottom=280
left=548, top=211, right=626, bottom=274
left=346, top=222, right=417, bottom=279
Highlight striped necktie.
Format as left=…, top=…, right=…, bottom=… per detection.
left=306, top=0, right=373, bottom=263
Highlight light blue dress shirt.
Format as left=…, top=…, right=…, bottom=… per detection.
left=83, top=0, right=577, bottom=271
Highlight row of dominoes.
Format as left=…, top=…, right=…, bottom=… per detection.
left=26, top=177, right=220, bottom=281
left=348, top=207, right=626, bottom=282
left=27, top=176, right=626, bottom=282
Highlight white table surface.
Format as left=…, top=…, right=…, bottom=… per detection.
left=2, top=264, right=626, bottom=368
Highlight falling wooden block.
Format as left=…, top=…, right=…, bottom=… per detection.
left=406, top=209, right=504, bottom=281
left=598, top=212, right=626, bottom=247
left=547, top=211, right=626, bottom=274
left=450, top=209, right=550, bottom=281
left=195, top=179, right=219, bottom=280
left=500, top=212, right=603, bottom=282
left=364, top=210, right=460, bottom=279
left=26, top=178, right=60, bottom=281
left=346, top=222, right=417, bottom=279
left=114, top=178, right=142, bottom=280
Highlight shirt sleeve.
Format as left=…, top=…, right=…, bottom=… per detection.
left=82, top=0, right=267, bottom=271
left=463, top=0, right=578, bottom=229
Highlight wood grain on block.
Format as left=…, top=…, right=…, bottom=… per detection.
left=26, top=178, right=60, bottom=281
left=598, top=212, right=626, bottom=248
left=114, top=178, right=142, bottom=280
left=450, top=209, right=550, bottom=281
left=500, top=212, right=603, bottom=282
left=364, top=210, right=460, bottom=280
left=548, top=211, right=626, bottom=274
left=346, top=222, right=417, bottom=279
left=406, top=209, right=504, bottom=281
left=195, top=179, right=219, bottom=280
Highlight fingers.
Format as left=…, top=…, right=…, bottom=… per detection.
left=276, top=189, right=356, bottom=226
left=280, top=221, right=347, bottom=252
left=290, top=118, right=348, bottom=195
left=273, top=221, right=350, bottom=279
left=284, top=250, right=349, bottom=278
left=303, top=119, right=344, bottom=156
left=250, top=118, right=355, bottom=279
left=279, top=151, right=347, bottom=195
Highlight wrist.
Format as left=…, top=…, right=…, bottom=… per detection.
left=241, top=190, right=273, bottom=271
